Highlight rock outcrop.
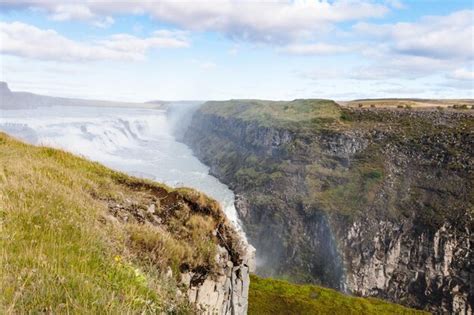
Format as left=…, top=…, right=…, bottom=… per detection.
left=0, top=131, right=254, bottom=314
left=105, top=180, right=255, bottom=314
left=183, top=243, right=255, bottom=314
left=183, top=100, right=473, bottom=313
left=343, top=220, right=471, bottom=314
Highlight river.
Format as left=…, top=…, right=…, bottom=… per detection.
left=0, top=104, right=245, bottom=236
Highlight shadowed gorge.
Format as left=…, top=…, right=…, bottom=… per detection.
left=184, top=99, right=473, bottom=313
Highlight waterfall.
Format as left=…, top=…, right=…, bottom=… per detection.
left=0, top=104, right=247, bottom=238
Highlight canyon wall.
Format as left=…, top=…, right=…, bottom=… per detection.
left=183, top=100, right=473, bottom=313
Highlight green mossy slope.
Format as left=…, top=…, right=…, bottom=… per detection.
left=249, top=275, right=428, bottom=315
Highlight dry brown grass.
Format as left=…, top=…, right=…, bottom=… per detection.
left=0, top=132, right=239, bottom=314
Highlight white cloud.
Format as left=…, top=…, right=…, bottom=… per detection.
left=378, top=87, right=424, bottom=94
left=346, top=10, right=474, bottom=82
left=281, top=43, right=349, bottom=55
left=99, top=31, right=189, bottom=54
left=191, top=59, right=217, bottom=70
left=349, top=55, right=453, bottom=80
left=0, top=22, right=189, bottom=62
left=435, top=79, right=474, bottom=92
left=228, top=45, right=239, bottom=56
left=3, top=1, right=116, bottom=28
left=1, top=1, right=472, bottom=100
left=200, top=61, right=217, bottom=70
left=299, top=68, right=343, bottom=80
left=447, top=68, right=474, bottom=81
left=384, top=0, right=405, bottom=9
left=354, top=10, right=474, bottom=61
left=1, top=0, right=389, bottom=43
left=48, top=4, right=95, bottom=21
left=93, top=16, right=115, bottom=29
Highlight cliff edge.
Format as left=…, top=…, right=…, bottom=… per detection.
left=184, top=99, right=473, bottom=314
left=0, top=132, right=252, bottom=314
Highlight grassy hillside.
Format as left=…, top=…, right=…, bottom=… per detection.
left=200, top=99, right=341, bottom=130
left=0, top=132, right=241, bottom=313
left=249, top=275, right=428, bottom=315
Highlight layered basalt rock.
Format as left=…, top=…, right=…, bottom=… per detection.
left=183, top=101, right=473, bottom=313
left=105, top=180, right=255, bottom=315
left=182, top=244, right=255, bottom=314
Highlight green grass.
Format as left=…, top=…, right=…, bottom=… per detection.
left=200, top=99, right=342, bottom=130
left=309, top=146, right=386, bottom=219
left=249, top=275, right=428, bottom=315
left=0, top=132, right=238, bottom=314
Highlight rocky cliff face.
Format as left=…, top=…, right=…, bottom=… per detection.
left=106, top=179, right=255, bottom=315
left=183, top=101, right=473, bottom=314
left=182, top=243, right=255, bottom=314
left=343, top=220, right=471, bottom=314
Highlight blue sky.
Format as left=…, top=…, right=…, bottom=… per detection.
left=0, top=1, right=473, bottom=102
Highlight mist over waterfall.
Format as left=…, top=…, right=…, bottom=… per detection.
left=0, top=104, right=246, bottom=238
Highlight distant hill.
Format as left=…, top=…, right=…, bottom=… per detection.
left=340, top=98, right=474, bottom=109
left=0, top=82, right=161, bottom=110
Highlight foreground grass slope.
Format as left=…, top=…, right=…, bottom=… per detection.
left=0, top=132, right=240, bottom=313
left=249, top=275, right=428, bottom=315
left=0, top=132, right=429, bottom=314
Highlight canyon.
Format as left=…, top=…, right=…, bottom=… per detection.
left=1, top=82, right=470, bottom=313
left=183, top=99, right=473, bottom=314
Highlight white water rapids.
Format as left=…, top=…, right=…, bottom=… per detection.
left=0, top=105, right=246, bottom=237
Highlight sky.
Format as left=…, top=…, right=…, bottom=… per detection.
left=0, top=0, right=473, bottom=102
